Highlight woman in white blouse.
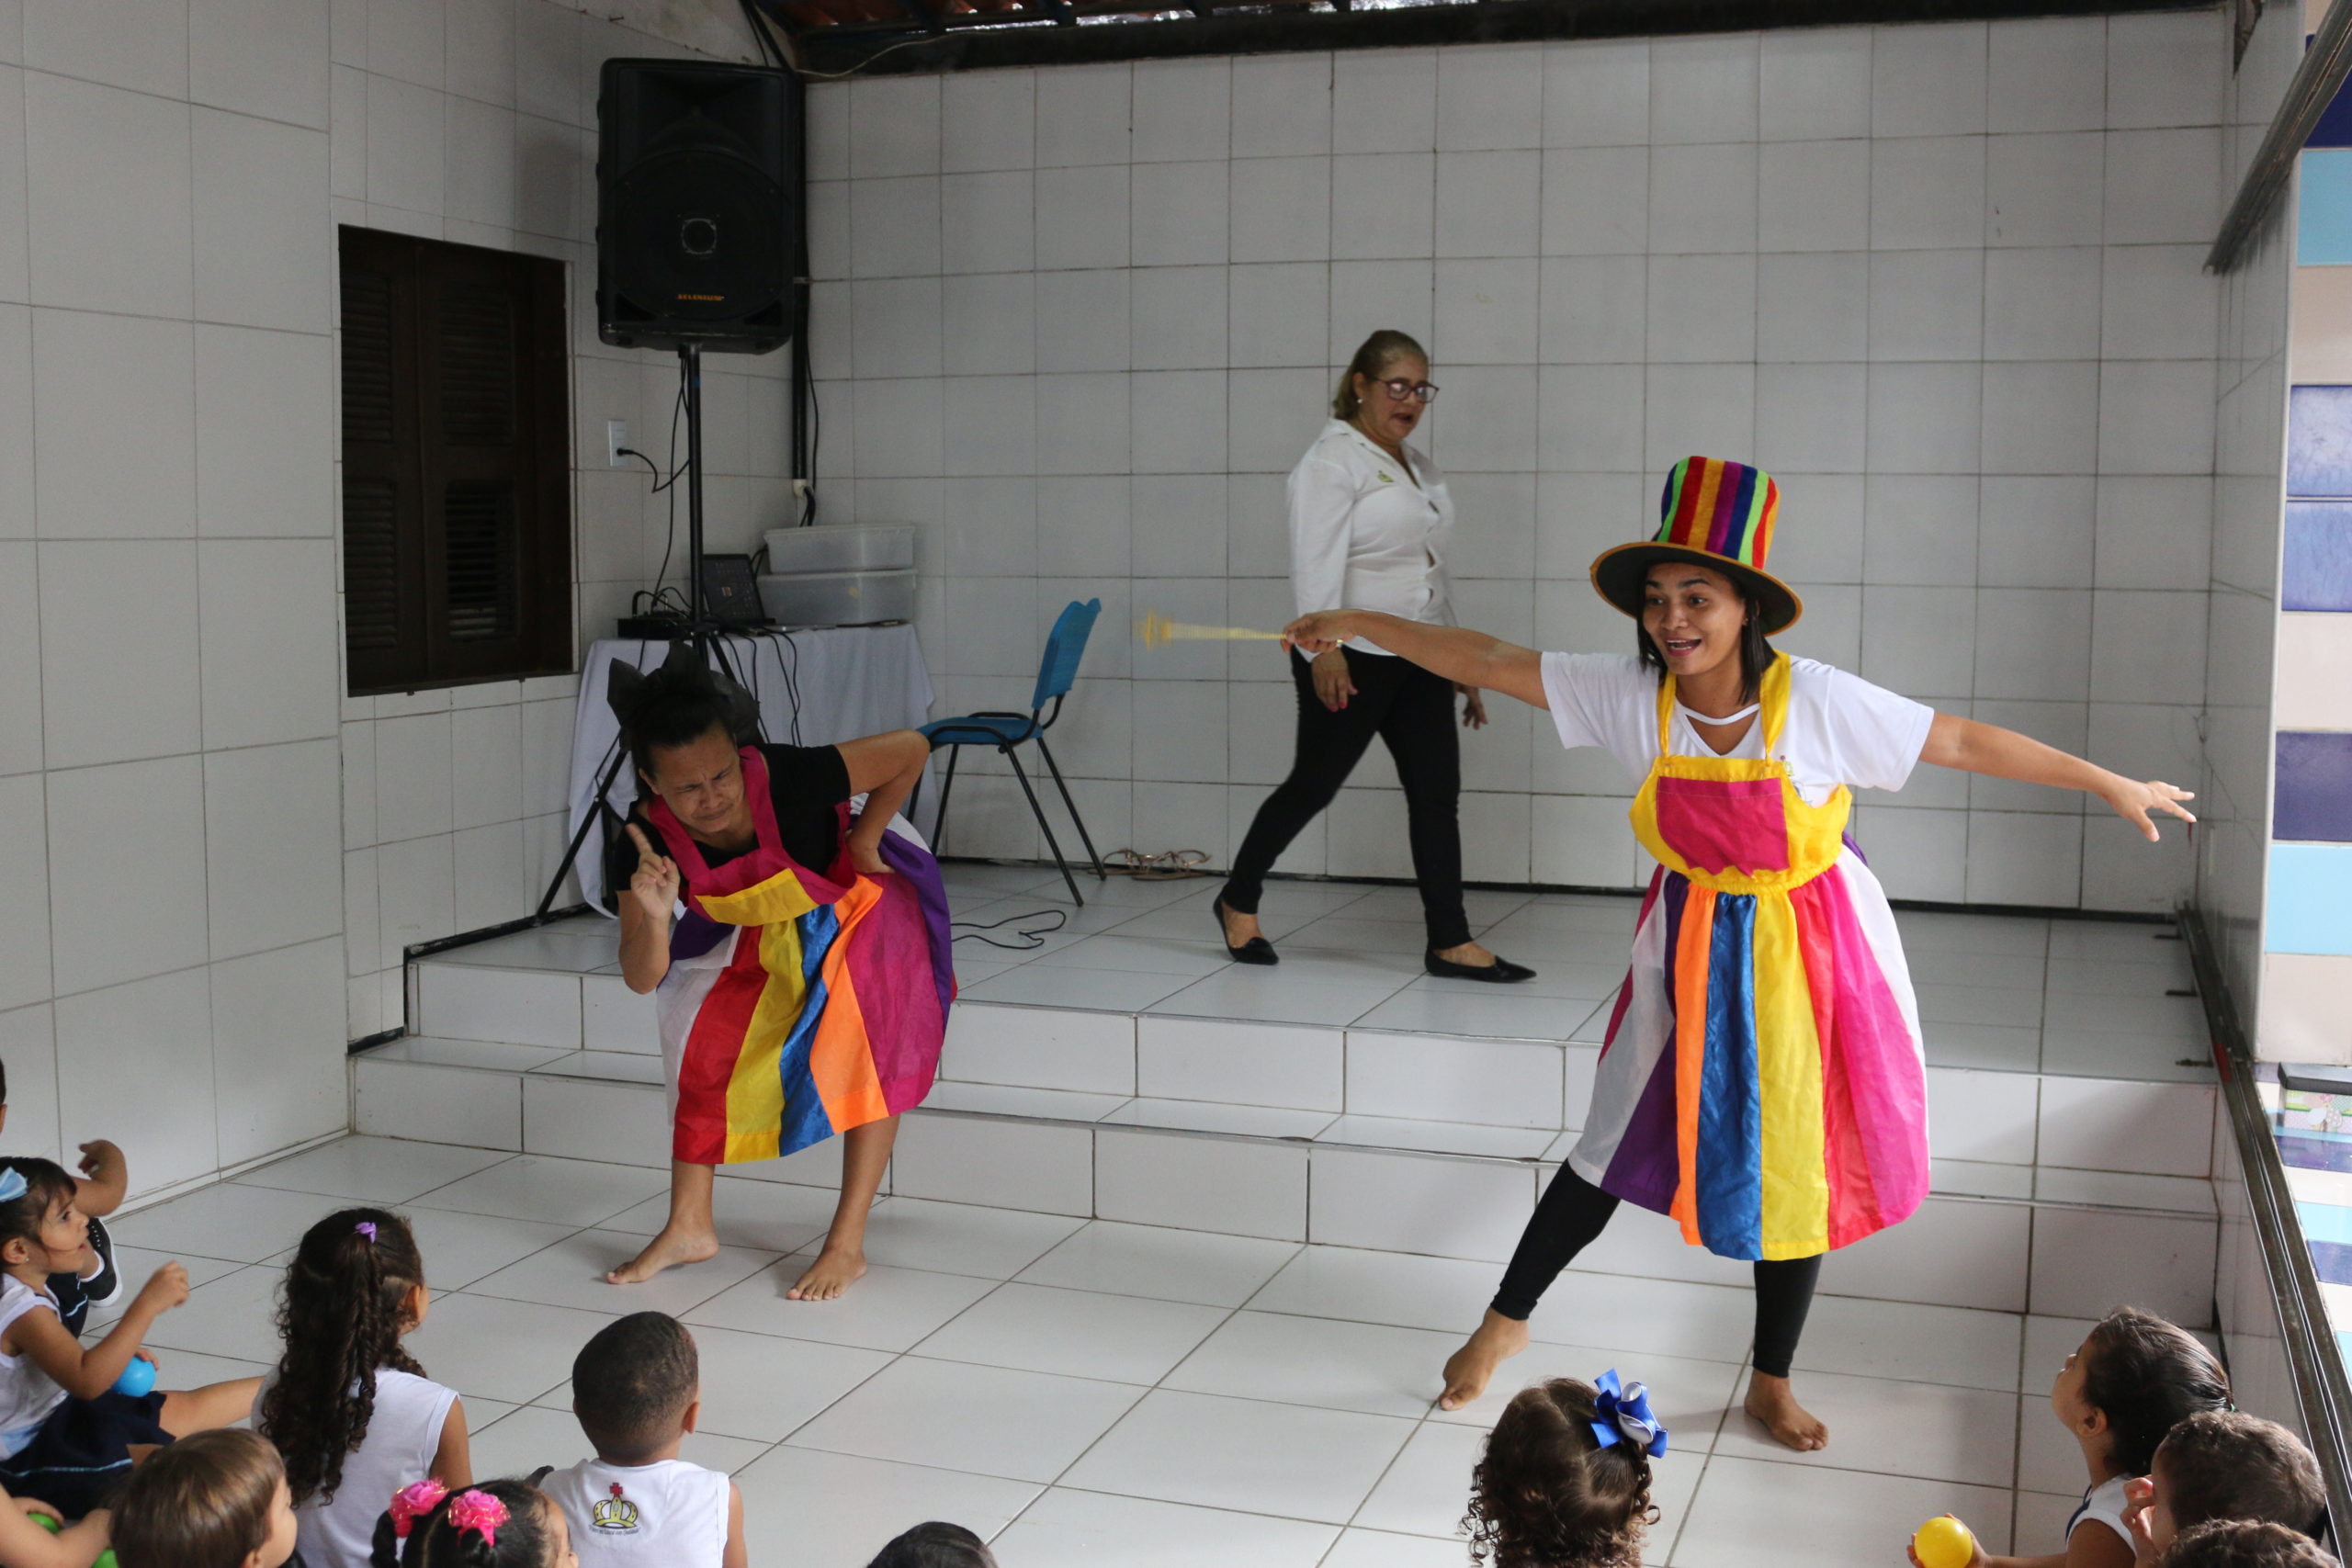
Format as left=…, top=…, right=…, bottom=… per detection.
left=1216, top=331, right=1534, bottom=982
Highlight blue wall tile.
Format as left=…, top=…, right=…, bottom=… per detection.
left=2279, top=731, right=2352, bottom=842
left=2302, top=151, right=2352, bottom=264
left=2287, top=502, right=2352, bottom=609
left=2269, top=842, right=2352, bottom=954
left=2290, top=387, right=2352, bottom=496
left=2316, top=73, right=2352, bottom=149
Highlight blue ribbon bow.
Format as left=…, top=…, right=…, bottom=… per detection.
left=0, top=1169, right=27, bottom=1205
left=1591, top=1369, right=1668, bottom=1459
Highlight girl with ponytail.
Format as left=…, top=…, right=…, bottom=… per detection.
left=255, top=1210, right=469, bottom=1568
left=378, top=1479, right=575, bottom=1568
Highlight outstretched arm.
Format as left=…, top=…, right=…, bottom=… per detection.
left=1919, top=713, right=2195, bottom=842
left=1283, top=611, right=1547, bottom=711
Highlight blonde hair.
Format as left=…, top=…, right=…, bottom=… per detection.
left=1332, top=330, right=1429, bottom=421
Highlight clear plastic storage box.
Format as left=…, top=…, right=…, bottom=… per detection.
left=762, top=525, right=916, bottom=574
left=757, top=568, right=917, bottom=627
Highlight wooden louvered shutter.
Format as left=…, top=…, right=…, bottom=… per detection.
left=337, top=227, right=572, bottom=695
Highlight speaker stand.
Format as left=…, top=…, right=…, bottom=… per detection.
left=530, top=339, right=760, bottom=919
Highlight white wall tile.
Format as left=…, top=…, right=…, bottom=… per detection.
left=1965, top=810, right=2082, bottom=907
left=1981, top=361, right=2099, bottom=476
left=1864, top=476, right=1976, bottom=586
left=2105, top=11, right=2223, bottom=130
left=1332, top=153, right=1433, bottom=261
left=206, top=738, right=343, bottom=959
left=1131, top=161, right=1227, bottom=267
left=1826, top=1197, right=2030, bottom=1314
left=522, top=1072, right=664, bottom=1167
left=1925, top=1066, right=2037, bottom=1165
left=1759, top=29, right=1871, bottom=141
left=941, top=273, right=1033, bottom=378
left=40, top=541, right=201, bottom=768
left=1233, top=156, right=1332, bottom=265
left=450, top=703, right=523, bottom=831
left=1756, top=252, right=1868, bottom=361
left=196, top=325, right=334, bottom=536
left=2103, top=129, right=2221, bottom=245
left=2094, top=477, right=2211, bottom=592
left=1035, top=62, right=1129, bottom=169
left=366, top=73, right=445, bottom=214
left=892, top=1112, right=1093, bottom=1215
left=1870, top=250, right=1984, bottom=362
left=1864, top=363, right=1981, bottom=475
left=192, top=0, right=331, bottom=129
left=367, top=0, right=443, bottom=89
left=356, top=1054, right=519, bottom=1146
left=443, top=0, right=511, bottom=109
left=1870, top=136, right=1985, bottom=251
left=1232, top=54, right=1329, bottom=160
left=1756, top=363, right=1866, bottom=475
left=451, top=818, right=525, bottom=930
left=849, top=75, right=940, bottom=179
left=31, top=310, right=196, bottom=541
left=1133, top=58, right=1228, bottom=164
left=1436, top=45, right=1542, bottom=152
left=2029, top=1207, right=2217, bottom=1327
left=1987, top=17, right=2105, bottom=134
left=1758, top=140, right=1868, bottom=253
left=1538, top=145, right=1646, bottom=258
left=1308, top=1145, right=1532, bottom=1261
left=1333, top=50, right=1434, bottom=156
left=25, top=0, right=187, bottom=96
left=2090, top=589, right=2208, bottom=706
left=1345, top=1032, right=1563, bottom=1128
left=0, top=1002, right=61, bottom=1163
left=1974, top=589, right=2089, bottom=703
left=1138, top=1015, right=1341, bottom=1111
left=441, top=97, right=514, bottom=231
left=1646, top=143, right=1756, bottom=255
left=1644, top=362, right=1753, bottom=471
left=1862, top=586, right=1974, bottom=699
left=0, top=542, right=36, bottom=776
left=374, top=711, right=456, bottom=843
left=0, top=776, right=51, bottom=1010
left=1228, top=264, right=1328, bottom=371
left=1095, top=1125, right=1306, bottom=1240
left=56, top=967, right=217, bottom=1192
left=47, top=755, right=208, bottom=994
left=1871, top=21, right=1986, bottom=137
left=1983, top=247, right=2102, bottom=361
left=942, top=70, right=1032, bottom=174
left=1647, top=34, right=1758, bottom=145
left=2100, top=245, right=2219, bottom=361
left=1985, top=132, right=2103, bottom=249
left=198, top=539, right=339, bottom=750
left=211, top=936, right=345, bottom=1163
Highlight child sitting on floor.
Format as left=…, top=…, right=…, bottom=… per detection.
left=2122, top=1410, right=2325, bottom=1565
left=1925, top=1306, right=2231, bottom=1568
left=0, top=1158, right=257, bottom=1517
left=111, top=1428, right=301, bottom=1568
left=0, top=1060, right=126, bottom=1339
left=865, top=1523, right=998, bottom=1567
left=382, top=1480, right=577, bottom=1568
left=1464, top=1373, right=1665, bottom=1568
left=542, top=1314, right=744, bottom=1568
left=2158, top=1521, right=2337, bottom=1568
left=254, top=1210, right=467, bottom=1568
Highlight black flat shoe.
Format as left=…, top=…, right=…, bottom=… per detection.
left=1215, top=898, right=1278, bottom=965
left=1425, top=950, right=1536, bottom=983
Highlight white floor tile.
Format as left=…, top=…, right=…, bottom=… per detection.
left=526, top=1319, right=896, bottom=1447
left=1027, top=932, right=1231, bottom=976
left=599, top=1176, right=845, bottom=1256
left=1349, top=988, right=1585, bottom=1042
left=467, top=1227, right=778, bottom=1316
left=1167, top=1311, right=1462, bottom=1419
left=855, top=1196, right=1086, bottom=1279
left=407, top=1154, right=669, bottom=1228
left=1348, top=1418, right=1485, bottom=1540
left=401, top=1292, right=621, bottom=1405
left=1791, top=1296, right=2024, bottom=1392
left=84, top=1248, right=243, bottom=1333
left=1247, top=1247, right=1500, bottom=1335
left=141, top=1263, right=288, bottom=1365
left=914, top=1281, right=1229, bottom=1384
left=431, top=928, right=615, bottom=973
left=1153, top=970, right=1412, bottom=1029
left=1016, top=1221, right=1301, bottom=1308
left=962, top=965, right=1199, bottom=1011
left=1424, top=1341, right=1745, bottom=1440
left=401, top=1207, right=581, bottom=1292
left=786, top=1356, right=1146, bottom=1483
left=1061, top=1388, right=1416, bottom=1525
left=1322, top=1529, right=1470, bottom=1567
left=687, top=1260, right=1001, bottom=1353
left=468, top=1403, right=768, bottom=1480
left=112, top=1181, right=350, bottom=1264
left=1669, top=1454, right=2012, bottom=1567
left=1521, top=1274, right=1758, bottom=1364
left=732, top=1448, right=1042, bottom=1567
left=991, top=1486, right=1340, bottom=1568
left=234, top=1136, right=513, bottom=1202
left=1711, top=1368, right=2021, bottom=1486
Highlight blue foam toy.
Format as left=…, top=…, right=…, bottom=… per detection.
left=112, top=1357, right=155, bottom=1399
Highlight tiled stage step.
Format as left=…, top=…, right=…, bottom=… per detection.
left=366, top=886, right=2227, bottom=1334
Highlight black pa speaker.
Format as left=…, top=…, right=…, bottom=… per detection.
left=596, top=59, right=800, bottom=355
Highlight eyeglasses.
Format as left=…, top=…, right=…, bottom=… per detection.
left=1371, top=378, right=1441, bottom=404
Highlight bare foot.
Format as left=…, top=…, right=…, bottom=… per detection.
left=786, top=1245, right=867, bottom=1302
left=1744, top=1371, right=1829, bottom=1450
left=1438, top=1309, right=1532, bottom=1410
left=605, top=1225, right=719, bottom=1284
left=1432, top=941, right=1498, bottom=967
left=1217, top=899, right=1265, bottom=949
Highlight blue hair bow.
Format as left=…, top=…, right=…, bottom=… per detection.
left=1591, top=1369, right=1668, bottom=1459
left=0, top=1169, right=27, bottom=1204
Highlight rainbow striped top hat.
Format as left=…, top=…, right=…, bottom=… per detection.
left=1589, top=456, right=1803, bottom=636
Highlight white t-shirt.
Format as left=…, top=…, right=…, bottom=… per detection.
left=546, top=1456, right=730, bottom=1568
left=1537, top=653, right=1936, bottom=807
left=1289, top=418, right=1455, bottom=657
left=2067, top=1473, right=2134, bottom=1551
left=258, top=1367, right=458, bottom=1568
left=0, top=1278, right=67, bottom=1457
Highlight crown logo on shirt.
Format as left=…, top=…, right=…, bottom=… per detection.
left=591, top=1483, right=641, bottom=1534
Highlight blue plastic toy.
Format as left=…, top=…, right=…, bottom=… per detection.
left=112, top=1356, right=155, bottom=1399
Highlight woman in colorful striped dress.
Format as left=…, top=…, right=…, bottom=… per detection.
left=1283, top=457, right=2195, bottom=1451
left=603, top=649, right=952, bottom=1300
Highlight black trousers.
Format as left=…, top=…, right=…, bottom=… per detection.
left=1493, top=1168, right=1823, bottom=1380
left=1222, top=647, right=1472, bottom=952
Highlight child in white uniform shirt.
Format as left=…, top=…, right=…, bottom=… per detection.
left=544, top=1314, right=744, bottom=1568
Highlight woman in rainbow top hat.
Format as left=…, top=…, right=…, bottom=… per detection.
left=1283, top=457, right=2194, bottom=1451
left=600, top=644, right=953, bottom=1300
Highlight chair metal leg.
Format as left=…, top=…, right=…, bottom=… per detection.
left=1003, top=744, right=1084, bottom=907
left=1034, top=734, right=1106, bottom=880
left=931, top=743, right=962, bottom=858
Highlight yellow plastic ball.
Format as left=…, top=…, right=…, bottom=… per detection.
left=1913, top=1516, right=1974, bottom=1568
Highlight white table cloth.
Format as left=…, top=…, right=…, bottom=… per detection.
left=567, top=627, right=935, bottom=910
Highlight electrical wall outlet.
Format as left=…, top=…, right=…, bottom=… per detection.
left=606, top=420, right=629, bottom=468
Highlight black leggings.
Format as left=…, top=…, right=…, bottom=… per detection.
left=1494, top=1168, right=1823, bottom=1379
left=1222, top=647, right=1471, bottom=951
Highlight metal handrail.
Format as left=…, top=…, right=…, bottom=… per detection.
left=2211, top=0, right=2352, bottom=273
left=2181, top=906, right=2352, bottom=1544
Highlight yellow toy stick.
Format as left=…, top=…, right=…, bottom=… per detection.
left=1136, top=611, right=1284, bottom=649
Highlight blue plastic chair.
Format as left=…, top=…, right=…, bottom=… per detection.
left=921, top=598, right=1106, bottom=906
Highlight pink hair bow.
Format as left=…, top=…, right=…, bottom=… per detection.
left=389, top=1480, right=448, bottom=1539
left=447, top=1489, right=509, bottom=1548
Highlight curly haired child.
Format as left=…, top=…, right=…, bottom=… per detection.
left=1464, top=1375, right=1664, bottom=1568
left=0, top=1158, right=257, bottom=1517
left=110, top=1428, right=300, bottom=1568
left=254, top=1210, right=468, bottom=1568
left=2120, top=1411, right=2325, bottom=1567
